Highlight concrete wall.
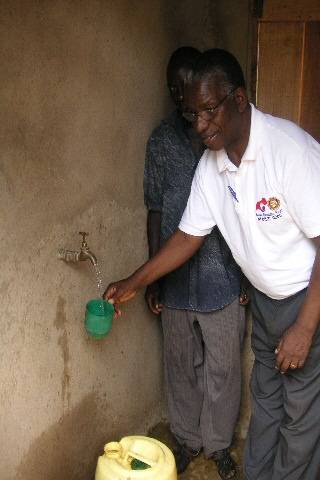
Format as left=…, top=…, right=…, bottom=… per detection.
left=0, top=1, right=251, bottom=479
left=166, top=0, right=252, bottom=92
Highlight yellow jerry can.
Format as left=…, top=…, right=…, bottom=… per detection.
left=95, top=435, right=177, bottom=480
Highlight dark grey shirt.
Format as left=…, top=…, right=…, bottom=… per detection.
left=144, top=110, right=241, bottom=312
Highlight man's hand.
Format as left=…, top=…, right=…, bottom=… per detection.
left=103, top=277, right=137, bottom=317
left=103, top=230, right=205, bottom=317
left=275, top=237, right=320, bottom=374
left=239, top=275, right=250, bottom=305
left=275, top=322, right=313, bottom=373
left=239, top=288, right=249, bottom=305
left=145, top=283, right=163, bottom=315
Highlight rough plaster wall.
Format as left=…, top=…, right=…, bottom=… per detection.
left=165, top=0, right=252, bottom=88
left=0, top=1, right=252, bottom=479
left=0, top=1, right=176, bottom=479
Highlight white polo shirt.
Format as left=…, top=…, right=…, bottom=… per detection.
left=179, top=105, right=320, bottom=299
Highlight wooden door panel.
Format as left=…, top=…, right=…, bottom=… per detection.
left=262, top=0, right=320, bottom=22
left=300, top=22, right=320, bottom=141
left=257, top=22, right=303, bottom=122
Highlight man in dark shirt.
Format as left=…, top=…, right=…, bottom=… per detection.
left=143, top=47, right=246, bottom=480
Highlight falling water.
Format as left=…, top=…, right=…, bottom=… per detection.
left=93, top=263, right=104, bottom=297
left=93, top=262, right=105, bottom=313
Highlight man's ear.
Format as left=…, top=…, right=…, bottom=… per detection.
left=234, top=87, right=248, bottom=113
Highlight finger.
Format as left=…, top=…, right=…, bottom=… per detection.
left=146, top=294, right=162, bottom=315
left=239, top=293, right=247, bottom=304
left=275, top=348, right=285, bottom=369
left=153, top=302, right=163, bottom=314
left=146, top=293, right=159, bottom=315
left=278, top=357, right=292, bottom=374
left=104, top=286, right=116, bottom=300
left=156, top=303, right=163, bottom=312
left=113, top=304, right=122, bottom=318
left=274, top=338, right=283, bottom=355
left=239, top=297, right=247, bottom=305
left=289, top=361, right=298, bottom=370
left=150, top=300, right=161, bottom=315
left=151, top=298, right=163, bottom=314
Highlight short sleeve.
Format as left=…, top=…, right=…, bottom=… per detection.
left=179, top=154, right=216, bottom=236
left=283, top=138, right=320, bottom=238
left=143, top=133, right=165, bottom=211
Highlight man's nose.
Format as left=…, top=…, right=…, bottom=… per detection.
left=177, top=89, right=184, bottom=103
left=193, top=115, right=209, bottom=134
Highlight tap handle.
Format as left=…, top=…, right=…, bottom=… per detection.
left=79, top=231, right=89, bottom=249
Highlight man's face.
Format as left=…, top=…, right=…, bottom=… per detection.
left=183, top=80, right=243, bottom=152
left=167, top=67, right=190, bottom=109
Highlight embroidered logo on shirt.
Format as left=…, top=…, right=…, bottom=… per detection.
left=228, top=186, right=239, bottom=202
left=256, top=197, right=282, bottom=221
left=268, top=197, right=281, bottom=210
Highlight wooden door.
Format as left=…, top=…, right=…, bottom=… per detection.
left=255, top=0, right=320, bottom=141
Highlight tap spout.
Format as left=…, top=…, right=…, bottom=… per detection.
left=58, top=232, right=98, bottom=267
left=78, top=249, right=98, bottom=266
left=58, top=248, right=97, bottom=267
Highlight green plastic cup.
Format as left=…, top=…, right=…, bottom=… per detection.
left=85, top=299, right=114, bottom=339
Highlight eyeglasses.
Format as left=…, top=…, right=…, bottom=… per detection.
left=182, top=87, right=237, bottom=123
left=168, top=84, right=179, bottom=94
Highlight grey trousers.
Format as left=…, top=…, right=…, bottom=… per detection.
left=161, top=299, right=245, bottom=457
left=244, top=287, right=320, bottom=480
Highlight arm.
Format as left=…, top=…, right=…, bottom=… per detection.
left=104, top=229, right=206, bottom=305
left=147, top=210, right=161, bottom=257
left=143, top=132, right=165, bottom=314
left=145, top=210, right=163, bottom=314
left=276, top=236, right=320, bottom=372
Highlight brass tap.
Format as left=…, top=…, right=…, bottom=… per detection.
left=58, top=232, right=98, bottom=267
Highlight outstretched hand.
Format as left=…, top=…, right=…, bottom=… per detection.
left=103, top=277, right=137, bottom=317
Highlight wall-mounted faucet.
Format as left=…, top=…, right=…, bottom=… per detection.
left=58, top=232, right=98, bottom=267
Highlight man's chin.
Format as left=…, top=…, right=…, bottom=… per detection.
left=204, top=139, right=223, bottom=151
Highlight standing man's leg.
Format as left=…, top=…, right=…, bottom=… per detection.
left=272, top=328, right=320, bottom=479
left=245, top=288, right=320, bottom=480
left=244, top=360, right=284, bottom=479
left=198, top=298, right=246, bottom=457
left=162, top=307, right=204, bottom=452
left=244, top=289, right=285, bottom=480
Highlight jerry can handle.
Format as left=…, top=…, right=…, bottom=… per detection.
left=104, top=442, right=123, bottom=459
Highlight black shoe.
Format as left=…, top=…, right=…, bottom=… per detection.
left=173, top=443, right=199, bottom=474
left=211, top=449, right=238, bottom=480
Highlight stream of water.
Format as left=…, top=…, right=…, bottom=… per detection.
left=93, top=262, right=105, bottom=312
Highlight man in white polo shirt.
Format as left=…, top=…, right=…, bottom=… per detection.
left=104, top=49, right=320, bottom=479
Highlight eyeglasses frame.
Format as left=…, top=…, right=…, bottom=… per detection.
left=182, top=86, right=238, bottom=123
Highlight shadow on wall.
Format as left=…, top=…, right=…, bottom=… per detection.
left=16, top=393, right=105, bottom=480
left=164, top=0, right=218, bottom=49
left=163, top=0, right=251, bottom=86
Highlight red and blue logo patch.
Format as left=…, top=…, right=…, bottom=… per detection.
left=256, top=197, right=282, bottom=221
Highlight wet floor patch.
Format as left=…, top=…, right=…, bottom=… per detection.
left=149, top=423, right=245, bottom=480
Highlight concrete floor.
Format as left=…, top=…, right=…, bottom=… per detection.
left=149, top=423, right=245, bottom=480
